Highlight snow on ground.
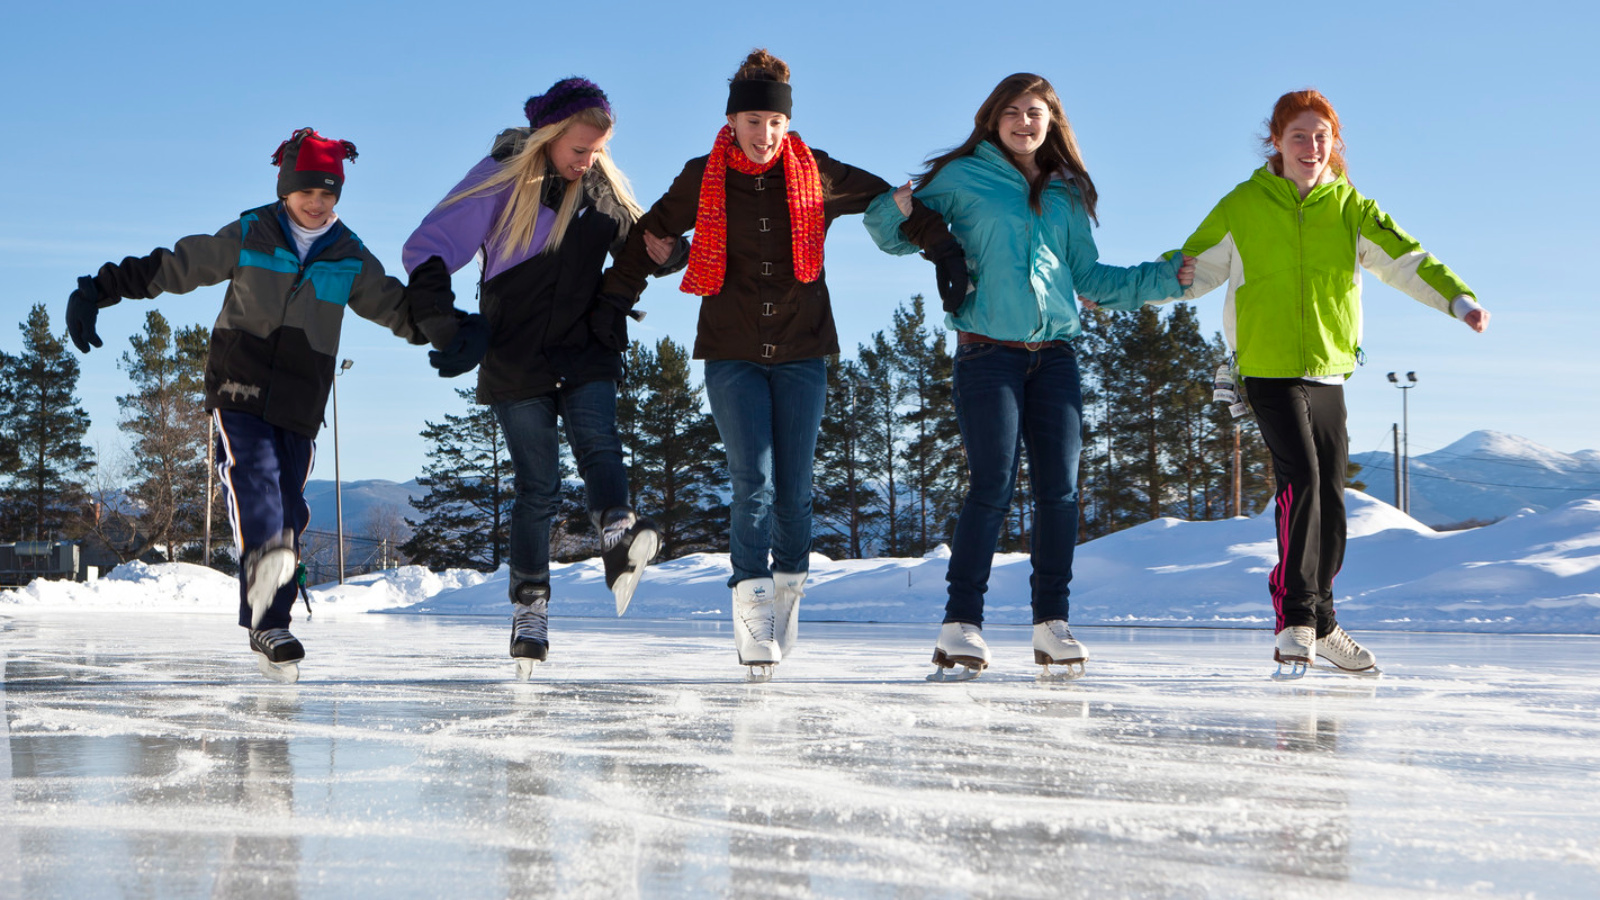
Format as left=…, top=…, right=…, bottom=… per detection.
left=2, top=614, right=1597, bottom=898
left=7, top=491, right=1600, bottom=633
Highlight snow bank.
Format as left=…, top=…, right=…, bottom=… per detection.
left=6, top=492, right=1600, bottom=633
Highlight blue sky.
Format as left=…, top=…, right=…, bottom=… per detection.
left=2, top=0, right=1595, bottom=485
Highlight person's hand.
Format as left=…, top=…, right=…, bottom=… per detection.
left=644, top=230, right=677, bottom=267
left=67, top=276, right=103, bottom=353
left=1078, top=295, right=1098, bottom=310
left=1177, top=255, right=1197, bottom=287
left=893, top=180, right=914, bottom=217
left=429, top=313, right=489, bottom=378
left=1463, top=307, right=1489, bottom=333
left=923, top=239, right=969, bottom=313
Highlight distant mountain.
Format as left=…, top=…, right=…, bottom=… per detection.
left=302, top=479, right=423, bottom=538
left=1351, top=430, right=1600, bottom=526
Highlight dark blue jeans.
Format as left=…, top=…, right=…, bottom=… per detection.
left=945, top=342, right=1084, bottom=625
left=214, top=410, right=314, bottom=630
left=493, top=380, right=629, bottom=581
left=703, top=358, right=827, bottom=587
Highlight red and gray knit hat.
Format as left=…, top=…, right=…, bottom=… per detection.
left=523, top=78, right=612, bottom=130
left=271, top=127, right=359, bottom=198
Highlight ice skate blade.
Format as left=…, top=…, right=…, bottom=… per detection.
left=927, top=665, right=983, bottom=682
left=514, top=657, right=542, bottom=682
left=1272, top=658, right=1311, bottom=681
left=612, top=530, right=660, bottom=616
left=254, top=653, right=300, bottom=684
left=745, top=664, right=775, bottom=683
left=1037, top=661, right=1086, bottom=681
left=247, top=547, right=298, bottom=629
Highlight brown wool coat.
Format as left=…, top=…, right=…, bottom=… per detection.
left=601, top=146, right=951, bottom=363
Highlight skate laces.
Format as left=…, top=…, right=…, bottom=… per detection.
left=253, top=628, right=296, bottom=650
left=1321, top=626, right=1361, bottom=659
left=512, top=601, right=548, bottom=643
left=736, top=596, right=776, bottom=642
left=1043, top=620, right=1077, bottom=643
left=601, top=509, right=637, bottom=552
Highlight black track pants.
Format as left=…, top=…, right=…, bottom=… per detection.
left=1245, top=378, right=1348, bottom=636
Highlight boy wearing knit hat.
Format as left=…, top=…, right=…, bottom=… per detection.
left=65, top=127, right=479, bottom=683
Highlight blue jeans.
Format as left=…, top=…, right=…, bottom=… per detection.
left=945, top=342, right=1084, bottom=625
left=703, top=358, right=827, bottom=587
left=214, top=410, right=314, bottom=630
left=493, top=380, right=629, bottom=581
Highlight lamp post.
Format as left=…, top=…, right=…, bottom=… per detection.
left=1386, top=371, right=1417, bottom=514
left=333, top=358, right=354, bottom=583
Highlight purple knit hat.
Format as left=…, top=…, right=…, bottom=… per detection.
left=524, top=78, right=612, bottom=130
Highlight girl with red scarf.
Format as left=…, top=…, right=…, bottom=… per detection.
left=599, top=49, right=956, bottom=678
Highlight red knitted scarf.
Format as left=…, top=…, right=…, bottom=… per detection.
left=679, top=125, right=824, bottom=296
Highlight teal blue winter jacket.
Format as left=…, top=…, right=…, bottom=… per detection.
left=864, top=141, right=1182, bottom=343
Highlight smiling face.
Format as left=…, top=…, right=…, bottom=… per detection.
left=996, top=93, right=1051, bottom=166
left=1272, top=111, right=1335, bottom=194
left=548, top=121, right=612, bottom=182
left=726, top=110, right=789, bottom=166
left=283, top=188, right=338, bottom=229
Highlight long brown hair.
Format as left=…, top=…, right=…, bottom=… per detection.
left=1263, top=88, right=1349, bottom=181
left=916, top=73, right=1099, bottom=222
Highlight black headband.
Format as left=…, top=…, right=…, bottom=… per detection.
left=726, top=80, right=792, bottom=117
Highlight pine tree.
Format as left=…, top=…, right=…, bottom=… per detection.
left=890, top=296, right=964, bottom=555
left=856, top=334, right=904, bottom=556
left=108, top=311, right=211, bottom=562
left=402, top=388, right=513, bottom=571
left=814, top=355, right=879, bottom=559
left=623, top=338, right=727, bottom=558
left=0, top=304, right=95, bottom=540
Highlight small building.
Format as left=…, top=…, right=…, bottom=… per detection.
left=0, top=541, right=86, bottom=586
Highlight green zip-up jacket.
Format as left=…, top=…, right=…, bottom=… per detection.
left=1175, top=166, right=1475, bottom=378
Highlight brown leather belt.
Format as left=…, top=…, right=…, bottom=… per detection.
left=957, top=331, right=1067, bottom=351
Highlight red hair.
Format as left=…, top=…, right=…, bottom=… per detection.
left=1263, top=89, right=1347, bottom=179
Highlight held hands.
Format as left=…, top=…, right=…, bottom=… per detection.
left=589, top=293, right=638, bottom=353
left=429, top=313, right=489, bottom=378
left=893, top=180, right=914, bottom=217
left=1177, top=255, right=1197, bottom=288
left=67, top=276, right=103, bottom=353
left=923, top=239, right=970, bottom=314
left=643, top=231, right=676, bottom=267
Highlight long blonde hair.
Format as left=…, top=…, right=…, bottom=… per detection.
left=446, top=106, right=644, bottom=262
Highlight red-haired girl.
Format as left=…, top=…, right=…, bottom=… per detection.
left=1175, top=89, right=1490, bottom=677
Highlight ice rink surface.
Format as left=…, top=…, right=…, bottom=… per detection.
left=2, top=612, right=1596, bottom=899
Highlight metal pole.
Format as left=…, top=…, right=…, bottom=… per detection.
left=334, top=359, right=353, bottom=584
left=1392, top=423, right=1402, bottom=511
left=1401, top=386, right=1410, bottom=515
left=1231, top=424, right=1241, bottom=517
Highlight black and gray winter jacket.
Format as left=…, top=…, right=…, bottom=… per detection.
left=91, top=203, right=425, bottom=438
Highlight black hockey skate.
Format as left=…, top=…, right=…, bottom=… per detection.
left=244, top=531, right=298, bottom=629
left=510, top=582, right=550, bottom=682
left=249, top=628, right=304, bottom=684
left=599, top=508, right=661, bottom=616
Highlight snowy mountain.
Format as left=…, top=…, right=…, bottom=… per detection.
left=1350, top=429, right=1600, bottom=525
left=12, top=491, right=1600, bottom=634
left=301, top=478, right=423, bottom=537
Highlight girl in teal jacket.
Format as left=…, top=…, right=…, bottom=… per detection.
left=1172, top=89, right=1490, bottom=678
left=866, top=72, right=1190, bottom=679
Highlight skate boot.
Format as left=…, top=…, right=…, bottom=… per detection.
left=1272, top=625, right=1316, bottom=680
left=510, top=581, right=550, bottom=682
left=1317, top=625, right=1380, bottom=674
left=598, top=507, right=661, bottom=616
left=249, top=627, right=304, bottom=684
left=1033, top=619, right=1088, bottom=679
left=772, top=570, right=807, bottom=657
left=244, top=530, right=297, bottom=629
left=731, top=578, right=780, bottom=681
left=930, top=621, right=989, bottom=681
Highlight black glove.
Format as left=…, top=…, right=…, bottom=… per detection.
left=67, top=276, right=104, bottom=353
left=429, top=313, right=489, bottom=378
left=923, top=239, right=970, bottom=314
left=589, top=293, right=636, bottom=353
